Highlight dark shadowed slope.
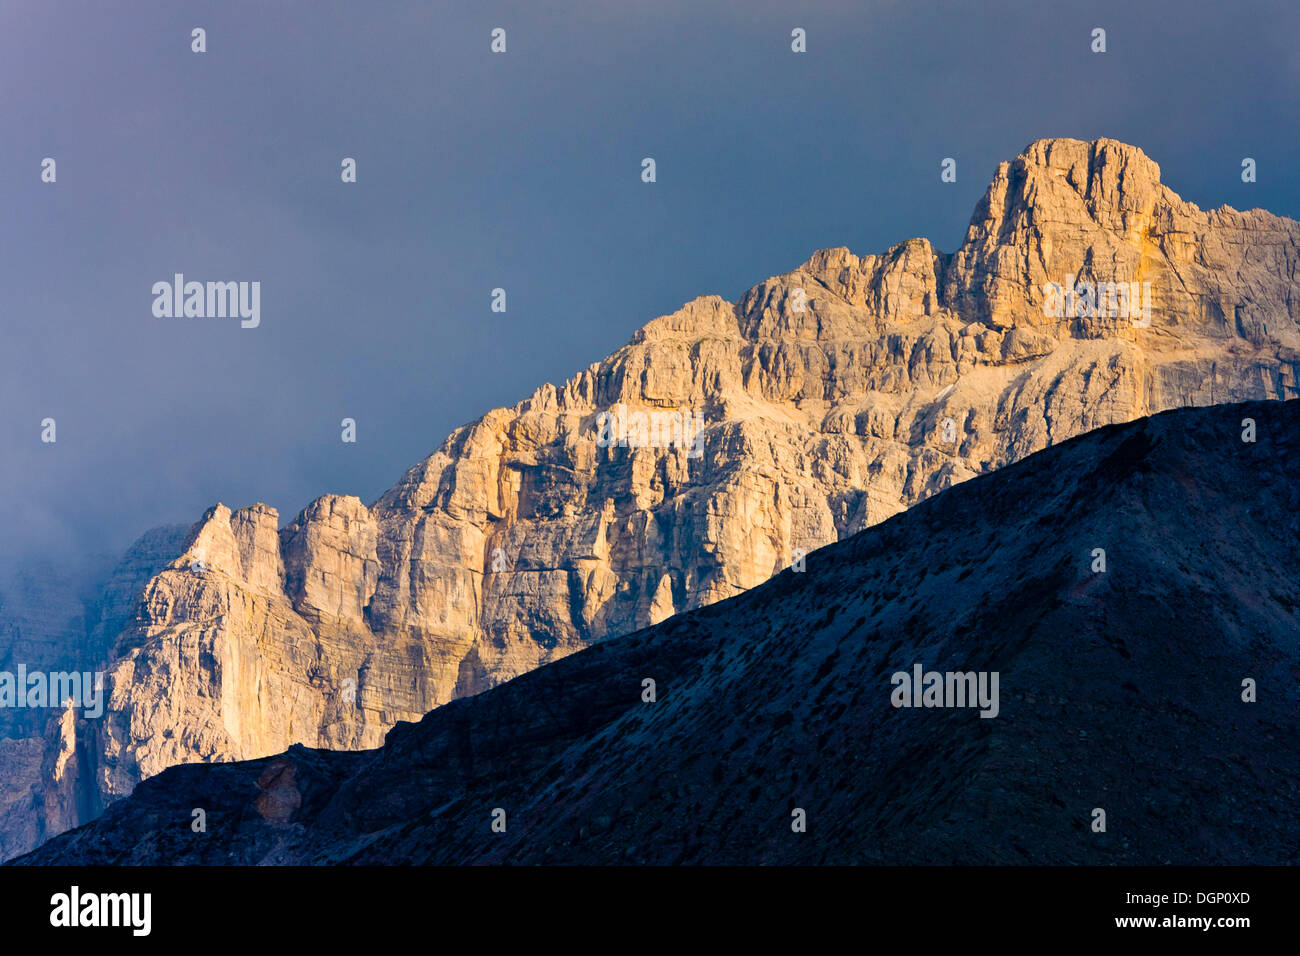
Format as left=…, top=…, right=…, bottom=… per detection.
left=16, top=399, right=1300, bottom=865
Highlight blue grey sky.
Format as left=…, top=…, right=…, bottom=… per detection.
left=2, top=0, right=1298, bottom=574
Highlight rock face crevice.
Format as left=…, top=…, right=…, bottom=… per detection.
left=5, top=137, right=1300, bottom=859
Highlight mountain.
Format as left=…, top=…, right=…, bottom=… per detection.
left=4, top=136, right=1300, bottom=860
left=16, top=398, right=1298, bottom=865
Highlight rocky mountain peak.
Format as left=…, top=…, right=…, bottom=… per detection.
left=4, top=138, right=1299, bottom=861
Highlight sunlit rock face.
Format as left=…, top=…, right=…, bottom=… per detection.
left=6, top=137, right=1300, bottom=859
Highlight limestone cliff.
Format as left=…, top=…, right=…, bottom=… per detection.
left=0, top=524, right=186, bottom=860
left=7, top=137, right=1300, bottom=858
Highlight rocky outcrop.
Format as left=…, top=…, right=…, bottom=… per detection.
left=0, top=524, right=186, bottom=860
left=18, top=399, right=1299, bottom=865
left=6, top=137, right=1300, bottom=859
left=93, top=500, right=438, bottom=804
